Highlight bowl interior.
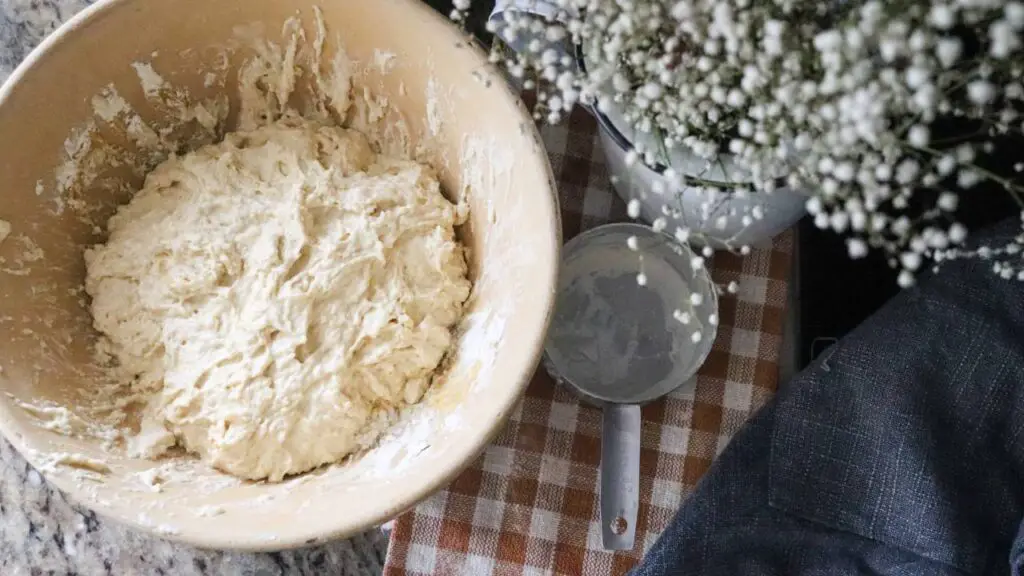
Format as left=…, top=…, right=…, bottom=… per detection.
left=0, top=0, right=558, bottom=549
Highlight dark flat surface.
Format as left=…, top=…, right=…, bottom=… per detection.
left=796, top=218, right=898, bottom=368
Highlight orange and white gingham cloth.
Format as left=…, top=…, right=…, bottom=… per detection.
left=383, top=105, right=794, bottom=576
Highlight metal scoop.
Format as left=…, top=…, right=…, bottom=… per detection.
left=543, top=223, right=718, bottom=550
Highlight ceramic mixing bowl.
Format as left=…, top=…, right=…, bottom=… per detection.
left=0, top=0, right=559, bottom=549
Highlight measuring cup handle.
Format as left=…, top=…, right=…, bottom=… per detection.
left=600, top=403, right=641, bottom=550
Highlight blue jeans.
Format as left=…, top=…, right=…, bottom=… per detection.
left=634, top=221, right=1024, bottom=576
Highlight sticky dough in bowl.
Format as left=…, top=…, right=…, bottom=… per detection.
left=0, top=0, right=559, bottom=549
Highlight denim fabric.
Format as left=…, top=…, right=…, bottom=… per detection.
left=633, top=221, right=1024, bottom=576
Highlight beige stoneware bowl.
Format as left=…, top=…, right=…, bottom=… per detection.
left=0, top=0, right=559, bottom=549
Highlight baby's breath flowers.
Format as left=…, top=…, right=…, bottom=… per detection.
left=792, top=0, right=1024, bottom=285
left=482, top=0, right=824, bottom=254
left=457, top=0, right=1024, bottom=289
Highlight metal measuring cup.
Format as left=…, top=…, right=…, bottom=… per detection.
left=543, top=223, right=718, bottom=550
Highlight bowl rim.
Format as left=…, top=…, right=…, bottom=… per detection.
left=0, top=0, right=561, bottom=551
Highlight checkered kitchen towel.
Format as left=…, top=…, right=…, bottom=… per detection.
left=384, top=104, right=794, bottom=575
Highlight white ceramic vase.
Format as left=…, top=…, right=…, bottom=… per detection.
left=592, top=98, right=807, bottom=248
left=489, top=1, right=807, bottom=247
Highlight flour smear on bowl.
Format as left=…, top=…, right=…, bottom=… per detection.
left=2, top=8, right=514, bottom=522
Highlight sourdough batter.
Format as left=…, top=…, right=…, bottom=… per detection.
left=84, top=113, right=471, bottom=481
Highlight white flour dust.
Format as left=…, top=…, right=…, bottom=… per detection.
left=0, top=221, right=45, bottom=277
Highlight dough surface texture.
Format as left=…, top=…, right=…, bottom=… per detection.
left=84, top=115, right=471, bottom=481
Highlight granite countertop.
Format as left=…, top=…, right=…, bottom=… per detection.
left=0, top=1, right=389, bottom=574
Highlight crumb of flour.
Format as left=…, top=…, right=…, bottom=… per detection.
left=9, top=396, right=85, bottom=436
left=196, top=505, right=225, bottom=517
left=34, top=451, right=112, bottom=475
left=136, top=468, right=164, bottom=492
left=373, top=49, right=396, bottom=73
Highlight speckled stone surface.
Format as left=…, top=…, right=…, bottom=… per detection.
left=1, top=435, right=387, bottom=575
left=0, top=1, right=389, bottom=574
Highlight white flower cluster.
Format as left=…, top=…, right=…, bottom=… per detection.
left=455, top=0, right=1024, bottom=287
left=797, top=0, right=1024, bottom=287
